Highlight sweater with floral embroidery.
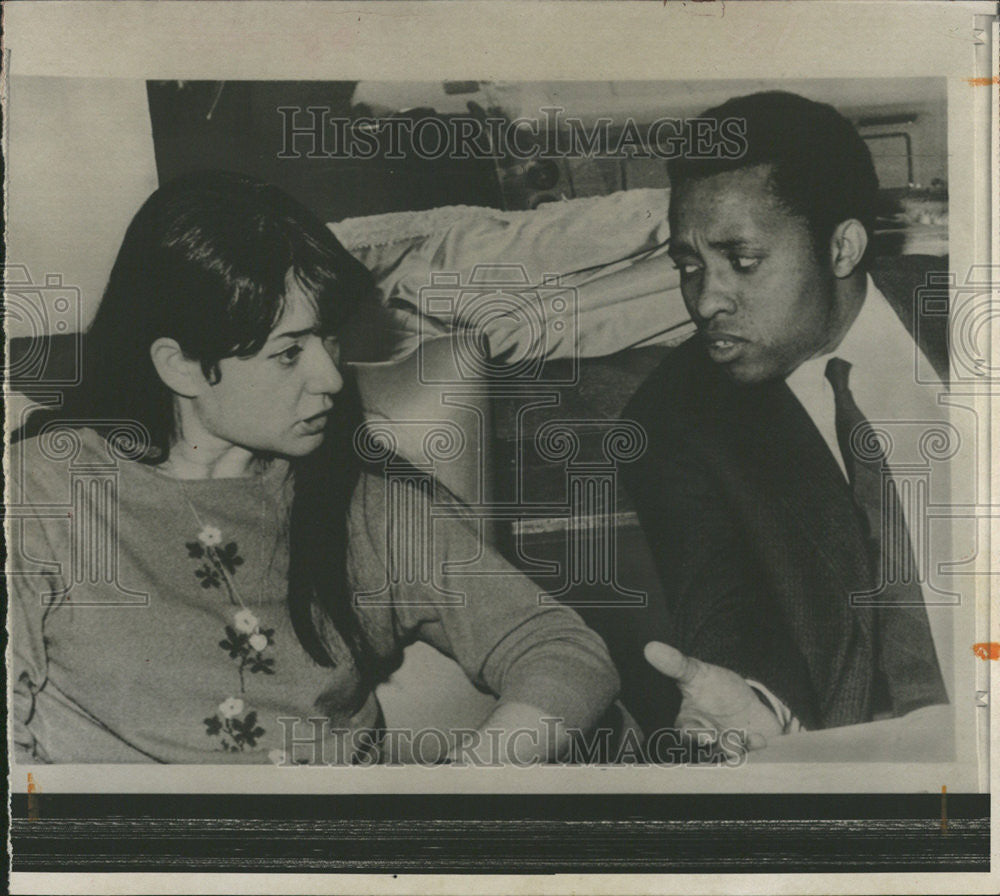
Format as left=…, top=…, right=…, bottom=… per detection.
left=10, top=426, right=619, bottom=764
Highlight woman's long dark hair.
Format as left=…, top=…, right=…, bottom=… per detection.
left=17, top=170, right=384, bottom=683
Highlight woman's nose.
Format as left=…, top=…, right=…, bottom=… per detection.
left=308, top=342, right=344, bottom=395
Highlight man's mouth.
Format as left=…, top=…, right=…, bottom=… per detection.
left=704, top=333, right=747, bottom=362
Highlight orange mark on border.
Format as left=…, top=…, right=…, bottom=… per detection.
left=27, top=773, right=41, bottom=821
left=966, top=76, right=1000, bottom=87
left=971, top=642, right=1000, bottom=660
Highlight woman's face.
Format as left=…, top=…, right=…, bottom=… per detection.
left=192, top=277, right=345, bottom=458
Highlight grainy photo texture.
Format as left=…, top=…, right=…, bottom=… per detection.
left=4, top=2, right=997, bottom=893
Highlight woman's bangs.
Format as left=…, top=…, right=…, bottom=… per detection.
left=224, top=264, right=290, bottom=358
left=291, top=255, right=362, bottom=336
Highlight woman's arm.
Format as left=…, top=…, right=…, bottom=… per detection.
left=347, top=472, right=620, bottom=762
left=11, top=581, right=53, bottom=764
left=441, top=605, right=621, bottom=764
left=8, top=518, right=60, bottom=765
left=7, top=438, right=69, bottom=764
left=444, top=702, right=585, bottom=765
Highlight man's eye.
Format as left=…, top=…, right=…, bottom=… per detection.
left=275, top=344, right=304, bottom=366
left=673, top=261, right=703, bottom=276
left=732, top=256, right=760, bottom=272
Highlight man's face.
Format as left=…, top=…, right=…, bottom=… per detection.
left=668, top=165, right=838, bottom=383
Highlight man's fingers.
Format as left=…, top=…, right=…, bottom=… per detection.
left=644, top=641, right=697, bottom=684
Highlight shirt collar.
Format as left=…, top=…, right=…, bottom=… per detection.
left=829, top=274, right=898, bottom=371
left=786, top=274, right=915, bottom=390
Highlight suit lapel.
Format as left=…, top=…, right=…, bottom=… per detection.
left=728, top=376, right=876, bottom=724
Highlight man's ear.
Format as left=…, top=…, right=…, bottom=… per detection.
left=829, top=219, right=868, bottom=279
left=150, top=338, right=207, bottom=398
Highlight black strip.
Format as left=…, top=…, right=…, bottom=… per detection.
left=10, top=792, right=989, bottom=820
left=10, top=794, right=989, bottom=874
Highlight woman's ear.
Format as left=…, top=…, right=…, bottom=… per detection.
left=829, top=219, right=868, bottom=279
left=150, top=338, right=206, bottom=398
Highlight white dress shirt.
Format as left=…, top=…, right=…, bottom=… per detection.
left=786, top=274, right=945, bottom=481
left=782, top=274, right=953, bottom=714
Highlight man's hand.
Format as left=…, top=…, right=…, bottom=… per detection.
left=644, top=641, right=784, bottom=758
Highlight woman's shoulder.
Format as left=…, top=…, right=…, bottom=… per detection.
left=346, top=465, right=448, bottom=567
left=9, top=426, right=106, bottom=500
left=8, top=423, right=166, bottom=505
left=347, top=464, right=452, bottom=533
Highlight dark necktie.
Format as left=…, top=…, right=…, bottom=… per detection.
left=824, top=357, right=947, bottom=716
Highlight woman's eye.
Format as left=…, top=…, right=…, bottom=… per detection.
left=732, top=256, right=760, bottom=272
left=275, top=344, right=304, bottom=366
left=322, top=335, right=342, bottom=364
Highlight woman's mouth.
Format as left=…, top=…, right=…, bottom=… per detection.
left=298, top=410, right=331, bottom=434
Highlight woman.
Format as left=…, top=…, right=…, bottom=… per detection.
left=10, top=171, right=619, bottom=764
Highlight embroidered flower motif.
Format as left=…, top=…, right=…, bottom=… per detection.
left=268, top=748, right=288, bottom=766
left=186, top=522, right=273, bottom=754
left=218, top=696, right=244, bottom=719
left=234, top=609, right=260, bottom=635
left=219, top=623, right=276, bottom=695
left=204, top=707, right=266, bottom=752
left=213, top=542, right=244, bottom=576
left=198, top=525, right=223, bottom=547
left=195, top=567, right=222, bottom=589
left=186, top=530, right=245, bottom=601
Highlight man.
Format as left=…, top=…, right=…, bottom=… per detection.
left=622, top=91, right=949, bottom=746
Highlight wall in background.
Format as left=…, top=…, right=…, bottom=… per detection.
left=6, top=76, right=159, bottom=337
left=145, top=81, right=505, bottom=224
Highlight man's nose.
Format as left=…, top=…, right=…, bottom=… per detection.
left=690, top=268, right=737, bottom=322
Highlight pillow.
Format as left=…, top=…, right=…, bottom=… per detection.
left=331, top=189, right=693, bottom=368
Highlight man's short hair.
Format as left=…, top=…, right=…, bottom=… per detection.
left=668, top=91, right=879, bottom=255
